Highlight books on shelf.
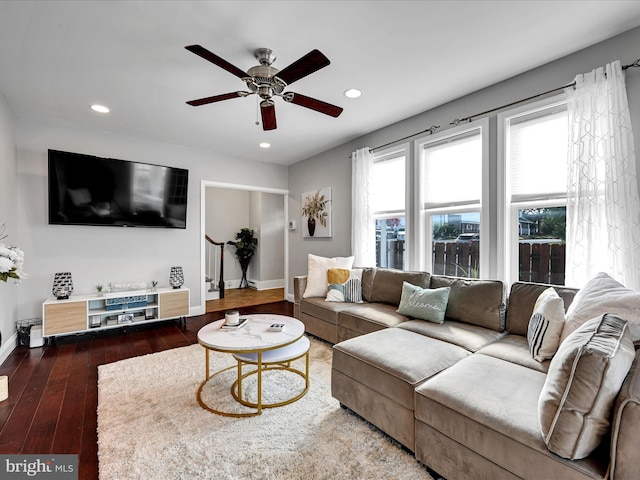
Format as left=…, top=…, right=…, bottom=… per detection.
left=220, top=318, right=248, bottom=330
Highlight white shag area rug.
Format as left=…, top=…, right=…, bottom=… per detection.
left=97, top=337, right=434, bottom=480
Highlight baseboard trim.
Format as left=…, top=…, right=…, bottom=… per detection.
left=0, top=332, right=17, bottom=366
left=249, top=279, right=285, bottom=291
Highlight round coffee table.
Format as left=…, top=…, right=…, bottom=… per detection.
left=197, top=314, right=309, bottom=417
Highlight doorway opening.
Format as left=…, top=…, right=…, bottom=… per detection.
left=200, top=180, right=289, bottom=315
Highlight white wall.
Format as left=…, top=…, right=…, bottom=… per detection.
left=287, top=25, right=640, bottom=294
left=0, top=92, right=18, bottom=362
left=15, top=118, right=288, bottom=324
left=256, top=192, right=285, bottom=288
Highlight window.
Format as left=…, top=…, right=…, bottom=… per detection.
left=417, top=121, right=488, bottom=278
left=372, top=148, right=406, bottom=269
left=500, top=97, right=568, bottom=285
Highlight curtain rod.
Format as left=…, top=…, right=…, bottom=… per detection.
left=356, top=58, right=640, bottom=156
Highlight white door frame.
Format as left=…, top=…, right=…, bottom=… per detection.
left=199, top=180, right=289, bottom=315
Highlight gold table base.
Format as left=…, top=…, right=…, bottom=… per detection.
left=197, top=345, right=310, bottom=417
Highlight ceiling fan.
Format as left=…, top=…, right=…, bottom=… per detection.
left=185, top=45, right=343, bottom=130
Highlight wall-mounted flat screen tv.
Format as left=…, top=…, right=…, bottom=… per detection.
left=48, top=149, right=188, bottom=229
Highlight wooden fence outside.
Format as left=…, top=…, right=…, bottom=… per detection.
left=377, top=240, right=566, bottom=285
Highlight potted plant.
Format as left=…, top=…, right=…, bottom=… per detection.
left=227, top=228, right=258, bottom=288
left=301, top=190, right=328, bottom=237
left=150, top=280, right=158, bottom=291
left=96, top=284, right=104, bottom=296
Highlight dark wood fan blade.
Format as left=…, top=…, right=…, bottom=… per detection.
left=275, top=49, right=330, bottom=85
left=261, top=101, right=277, bottom=130
left=186, top=91, right=249, bottom=106
left=284, top=92, right=343, bottom=117
left=185, top=45, right=248, bottom=79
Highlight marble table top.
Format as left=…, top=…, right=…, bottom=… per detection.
left=197, top=314, right=304, bottom=353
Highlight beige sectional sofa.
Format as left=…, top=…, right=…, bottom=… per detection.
left=293, top=267, right=640, bottom=480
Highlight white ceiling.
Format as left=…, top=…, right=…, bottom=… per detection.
left=1, top=1, right=640, bottom=166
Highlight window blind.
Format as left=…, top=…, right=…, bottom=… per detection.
left=422, top=132, right=481, bottom=209
left=509, top=107, right=568, bottom=203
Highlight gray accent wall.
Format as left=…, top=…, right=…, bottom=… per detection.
left=287, top=26, right=640, bottom=294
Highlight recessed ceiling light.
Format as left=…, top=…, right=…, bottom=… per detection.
left=344, top=88, right=362, bottom=99
left=90, top=104, right=110, bottom=113
left=259, top=142, right=271, bottom=149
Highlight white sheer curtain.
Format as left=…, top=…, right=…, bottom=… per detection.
left=566, top=60, right=640, bottom=290
left=351, top=148, right=376, bottom=267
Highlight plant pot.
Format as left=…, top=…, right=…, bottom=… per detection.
left=239, top=257, right=251, bottom=289
left=307, top=218, right=316, bottom=237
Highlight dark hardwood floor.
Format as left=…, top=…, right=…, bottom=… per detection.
left=0, top=301, right=293, bottom=480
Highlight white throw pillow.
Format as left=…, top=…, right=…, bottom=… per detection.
left=302, top=254, right=355, bottom=298
left=527, top=287, right=565, bottom=362
left=561, top=272, right=640, bottom=344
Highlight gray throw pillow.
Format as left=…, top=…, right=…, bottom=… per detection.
left=396, top=282, right=450, bottom=324
left=539, top=313, right=635, bottom=460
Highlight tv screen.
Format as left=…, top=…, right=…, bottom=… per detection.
left=48, top=150, right=188, bottom=228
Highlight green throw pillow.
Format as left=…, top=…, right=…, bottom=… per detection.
left=396, top=282, right=451, bottom=324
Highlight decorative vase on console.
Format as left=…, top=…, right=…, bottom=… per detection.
left=169, top=266, right=184, bottom=289
left=52, top=272, right=73, bottom=300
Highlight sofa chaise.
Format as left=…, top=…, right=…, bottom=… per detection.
left=293, top=266, right=640, bottom=480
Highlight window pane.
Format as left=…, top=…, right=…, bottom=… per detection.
left=510, top=108, right=567, bottom=201
left=375, top=217, right=405, bottom=269
left=518, top=207, right=566, bottom=285
left=431, top=212, right=480, bottom=278
left=372, top=156, right=405, bottom=213
left=422, top=133, right=481, bottom=208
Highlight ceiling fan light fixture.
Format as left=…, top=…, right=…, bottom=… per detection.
left=344, top=88, right=362, bottom=99
left=90, top=104, right=110, bottom=113
left=185, top=44, right=342, bottom=130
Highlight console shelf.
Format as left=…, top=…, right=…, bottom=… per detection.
left=42, top=287, right=190, bottom=338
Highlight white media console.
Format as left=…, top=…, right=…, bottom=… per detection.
left=42, top=287, right=190, bottom=338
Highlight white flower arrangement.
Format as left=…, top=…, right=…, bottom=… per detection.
left=0, top=224, right=26, bottom=284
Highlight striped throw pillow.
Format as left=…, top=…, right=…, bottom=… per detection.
left=325, top=268, right=363, bottom=303
left=527, top=287, right=566, bottom=362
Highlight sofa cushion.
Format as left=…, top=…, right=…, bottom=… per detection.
left=476, top=334, right=549, bottom=373
left=360, top=268, right=376, bottom=302
left=527, top=287, right=566, bottom=362
left=609, top=349, right=640, bottom=480
left=302, top=253, right=354, bottom=298
left=561, top=272, right=640, bottom=344
left=326, top=268, right=363, bottom=303
left=539, top=313, right=635, bottom=460
left=506, top=282, right=577, bottom=336
left=415, top=354, right=608, bottom=480
left=333, top=328, right=470, bottom=411
left=396, top=282, right=450, bottom=324
left=338, top=303, right=410, bottom=336
left=397, top=319, right=506, bottom=353
left=430, top=275, right=505, bottom=331
left=300, top=297, right=359, bottom=325
left=369, top=268, right=430, bottom=306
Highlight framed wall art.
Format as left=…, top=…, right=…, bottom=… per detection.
left=301, top=187, right=332, bottom=238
